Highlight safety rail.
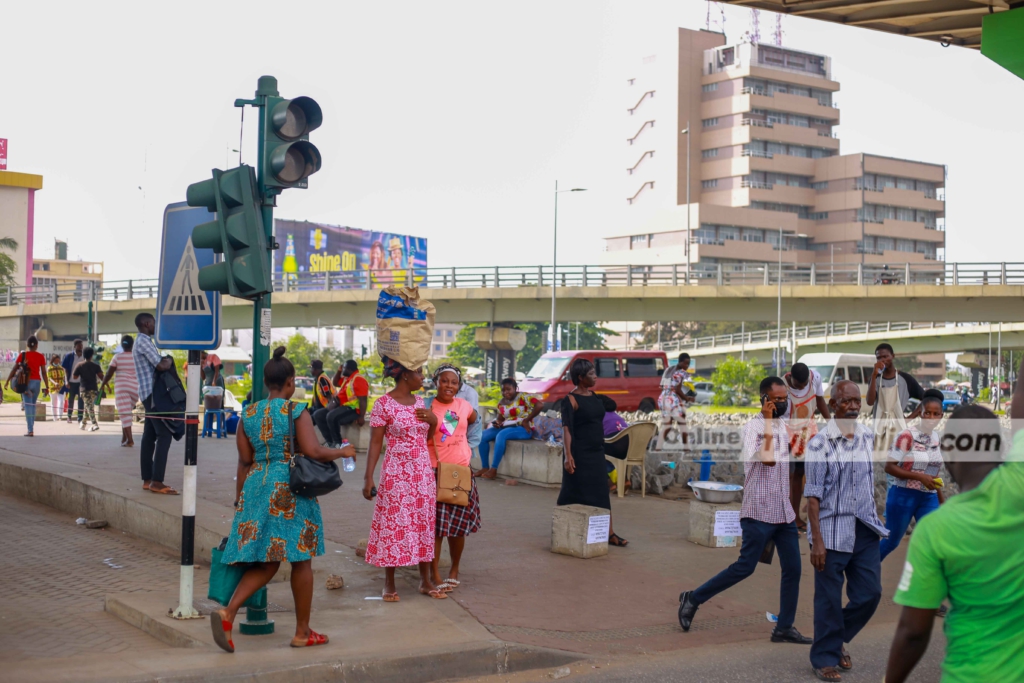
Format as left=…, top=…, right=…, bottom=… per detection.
left=639, top=321, right=963, bottom=354
left=1, top=262, right=1022, bottom=307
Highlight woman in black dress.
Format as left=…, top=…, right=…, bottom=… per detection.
left=558, top=358, right=628, bottom=547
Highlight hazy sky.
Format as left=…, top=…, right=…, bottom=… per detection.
left=4, top=1, right=1021, bottom=282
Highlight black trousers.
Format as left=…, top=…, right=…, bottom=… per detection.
left=313, top=406, right=358, bottom=443
left=140, top=397, right=171, bottom=483
left=66, top=383, right=84, bottom=421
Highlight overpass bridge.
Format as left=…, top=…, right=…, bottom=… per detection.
left=2, top=261, right=1024, bottom=338
left=641, top=321, right=1024, bottom=370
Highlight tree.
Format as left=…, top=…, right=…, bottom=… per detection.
left=0, top=236, right=19, bottom=288
left=283, top=333, right=321, bottom=375
left=711, top=355, right=763, bottom=407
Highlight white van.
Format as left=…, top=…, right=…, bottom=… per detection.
left=797, top=352, right=877, bottom=409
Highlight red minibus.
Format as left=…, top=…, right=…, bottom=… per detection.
left=517, top=350, right=668, bottom=413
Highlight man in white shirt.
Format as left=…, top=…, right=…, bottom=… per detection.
left=785, top=362, right=830, bottom=532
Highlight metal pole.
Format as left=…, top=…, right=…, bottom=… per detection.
left=551, top=180, right=558, bottom=350
left=776, top=225, right=783, bottom=374
left=250, top=76, right=279, bottom=403
left=171, top=349, right=201, bottom=620
left=685, top=121, right=691, bottom=285
left=741, top=321, right=745, bottom=361
left=657, top=321, right=661, bottom=350
left=997, top=322, right=1002, bottom=407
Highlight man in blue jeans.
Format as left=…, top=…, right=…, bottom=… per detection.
left=678, top=376, right=812, bottom=645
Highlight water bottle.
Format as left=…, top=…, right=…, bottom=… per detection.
left=547, top=434, right=557, bottom=447
left=342, top=457, right=356, bottom=473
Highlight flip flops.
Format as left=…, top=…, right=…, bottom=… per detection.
left=149, top=484, right=179, bottom=495
left=419, top=587, right=448, bottom=600
left=291, top=630, right=329, bottom=648
left=440, top=578, right=461, bottom=592
left=210, top=610, right=234, bottom=653
left=382, top=591, right=400, bottom=602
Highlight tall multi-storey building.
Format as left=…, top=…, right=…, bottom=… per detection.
left=606, top=29, right=946, bottom=273
left=31, top=240, right=104, bottom=291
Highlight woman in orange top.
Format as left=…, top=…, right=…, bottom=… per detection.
left=427, top=364, right=480, bottom=592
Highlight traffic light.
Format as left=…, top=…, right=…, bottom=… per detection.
left=261, top=96, right=323, bottom=189
left=186, top=164, right=272, bottom=299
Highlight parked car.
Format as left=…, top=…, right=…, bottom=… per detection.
left=519, top=350, right=668, bottom=413
left=797, top=352, right=879, bottom=413
left=692, top=380, right=714, bottom=405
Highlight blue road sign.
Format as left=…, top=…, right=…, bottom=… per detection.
left=156, top=202, right=222, bottom=350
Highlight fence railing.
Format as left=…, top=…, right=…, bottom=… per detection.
left=1, top=262, right=1021, bottom=307
left=637, top=321, right=962, bottom=354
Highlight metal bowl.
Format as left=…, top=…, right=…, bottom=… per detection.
left=688, top=481, right=744, bottom=504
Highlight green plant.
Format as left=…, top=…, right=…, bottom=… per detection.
left=0, top=236, right=18, bottom=288
left=710, top=356, right=763, bottom=407
left=979, top=387, right=991, bottom=403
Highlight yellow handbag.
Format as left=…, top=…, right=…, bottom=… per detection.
left=436, top=462, right=472, bottom=506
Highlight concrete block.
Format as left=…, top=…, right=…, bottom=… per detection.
left=99, top=402, right=116, bottom=423
left=688, top=499, right=742, bottom=548
left=551, top=504, right=609, bottom=559
left=472, top=439, right=562, bottom=487
left=34, top=400, right=47, bottom=421
left=340, top=423, right=372, bottom=453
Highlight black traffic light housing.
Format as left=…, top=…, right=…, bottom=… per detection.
left=262, top=96, right=323, bottom=189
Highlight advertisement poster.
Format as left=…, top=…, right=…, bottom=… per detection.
left=274, top=219, right=428, bottom=289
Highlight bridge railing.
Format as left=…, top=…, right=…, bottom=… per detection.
left=639, top=321, right=958, bottom=354
left=1, top=261, right=1022, bottom=307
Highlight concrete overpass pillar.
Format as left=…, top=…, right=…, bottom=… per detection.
left=475, top=326, right=527, bottom=384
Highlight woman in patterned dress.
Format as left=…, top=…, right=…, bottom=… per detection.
left=101, top=335, right=139, bottom=447
left=362, top=357, right=445, bottom=601
left=657, top=352, right=695, bottom=448
left=211, top=347, right=354, bottom=653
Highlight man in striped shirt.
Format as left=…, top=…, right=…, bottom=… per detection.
left=678, top=377, right=812, bottom=645
left=804, top=380, right=888, bottom=682
left=134, top=312, right=176, bottom=495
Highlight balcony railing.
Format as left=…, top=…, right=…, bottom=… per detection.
left=741, top=118, right=773, bottom=128
left=741, top=149, right=773, bottom=158
left=741, top=180, right=773, bottom=190
left=0, top=262, right=1021, bottom=307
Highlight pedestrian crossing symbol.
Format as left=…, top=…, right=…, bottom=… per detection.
left=162, top=238, right=209, bottom=315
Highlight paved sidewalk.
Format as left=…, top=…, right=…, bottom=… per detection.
left=0, top=403, right=942, bottom=679
left=0, top=494, right=174, bottom=662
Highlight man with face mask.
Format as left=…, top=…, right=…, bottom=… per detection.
left=678, top=377, right=811, bottom=645
left=804, top=380, right=889, bottom=682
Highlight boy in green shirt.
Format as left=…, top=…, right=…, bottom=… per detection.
left=884, top=397, right=1024, bottom=683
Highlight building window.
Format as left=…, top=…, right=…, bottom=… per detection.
left=742, top=229, right=764, bottom=242
left=434, top=330, right=442, bottom=338
left=701, top=148, right=719, bottom=158
left=702, top=83, right=718, bottom=92
left=811, top=181, right=828, bottom=190
left=877, top=237, right=895, bottom=252
left=446, top=330, right=453, bottom=338
left=702, top=118, right=719, bottom=127
left=434, top=344, right=442, bottom=353
left=702, top=179, right=718, bottom=189
left=807, top=211, right=829, bottom=220
left=897, top=239, right=915, bottom=252
left=630, top=234, right=650, bottom=248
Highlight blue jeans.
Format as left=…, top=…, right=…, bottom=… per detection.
left=692, top=519, right=802, bottom=629
left=23, top=380, right=41, bottom=432
left=810, top=521, right=882, bottom=670
left=478, top=426, right=531, bottom=469
left=879, top=486, right=940, bottom=561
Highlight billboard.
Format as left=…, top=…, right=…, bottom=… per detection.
left=273, top=219, right=428, bottom=289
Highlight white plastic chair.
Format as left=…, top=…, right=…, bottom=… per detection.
left=605, top=421, right=659, bottom=498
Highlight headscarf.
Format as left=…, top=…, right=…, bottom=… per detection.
left=432, top=363, right=462, bottom=386
left=382, top=356, right=406, bottom=379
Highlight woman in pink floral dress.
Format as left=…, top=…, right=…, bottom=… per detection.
left=362, top=357, right=446, bottom=601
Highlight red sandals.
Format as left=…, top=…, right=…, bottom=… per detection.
left=291, top=630, right=329, bottom=648
left=211, top=610, right=234, bottom=653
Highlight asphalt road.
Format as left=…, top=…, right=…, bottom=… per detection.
left=456, top=619, right=946, bottom=683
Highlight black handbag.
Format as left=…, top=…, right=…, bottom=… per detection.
left=12, top=353, right=30, bottom=394
left=287, top=400, right=342, bottom=498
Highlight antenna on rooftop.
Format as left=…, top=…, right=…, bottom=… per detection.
left=745, top=8, right=761, bottom=44
left=774, top=13, right=784, bottom=45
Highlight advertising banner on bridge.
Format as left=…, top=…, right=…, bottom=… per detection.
left=273, top=219, right=428, bottom=289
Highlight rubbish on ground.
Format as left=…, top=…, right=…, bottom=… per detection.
left=504, top=479, right=519, bottom=486
left=766, top=612, right=779, bottom=622
left=549, top=667, right=572, bottom=680
left=76, top=517, right=87, bottom=525
left=103, top=558, right=123, bottom=569
left=364, top=596, right=383, bottom=600
left=326, top=575, right=344, bottom=590
left=85, top=519, right=108, bottom=529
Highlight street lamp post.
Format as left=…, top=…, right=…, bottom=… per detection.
left=775, top=227, right=808, bottom=374
left=681, top=124, right=691, bottom=284
left=551, top=181, right=587, bottom=351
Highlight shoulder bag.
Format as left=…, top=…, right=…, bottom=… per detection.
left=437, top=461, right=471, bottom=506
left=11, top=353, right=30, bottom=394
left=287, top=400, right=342, bottom=498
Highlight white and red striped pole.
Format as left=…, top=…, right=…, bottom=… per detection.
left=171, top=349, right=201, bottom=620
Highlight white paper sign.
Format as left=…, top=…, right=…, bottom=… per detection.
left=259, top=308, right=272, bottom=346
left=713, top=510, right=742, bottom=537
left=586, top=514, right=611, bottom=544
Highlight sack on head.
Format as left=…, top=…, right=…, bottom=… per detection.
left=375, top=286, right=435, bottom=371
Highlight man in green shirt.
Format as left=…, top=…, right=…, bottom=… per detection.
left=884, top=395, right=1024, bottom=683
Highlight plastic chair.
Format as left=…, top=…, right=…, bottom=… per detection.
left=605, top=421, right=659, bottom=499
left=202, top=409, right=225, bottom=438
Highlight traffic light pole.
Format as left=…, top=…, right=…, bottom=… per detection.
left=235, top=76, right=281, bottom=402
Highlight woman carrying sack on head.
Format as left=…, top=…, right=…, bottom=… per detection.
left=426, top=364, right=480, bottom=593
left=210, top=347, right=354, bottom=654
left=5, top=335, right=47, bottom=437
left=362, top=356, right=446, bottom=602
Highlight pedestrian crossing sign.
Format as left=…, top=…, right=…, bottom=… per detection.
left=156, top=202, right=222, bottom=350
